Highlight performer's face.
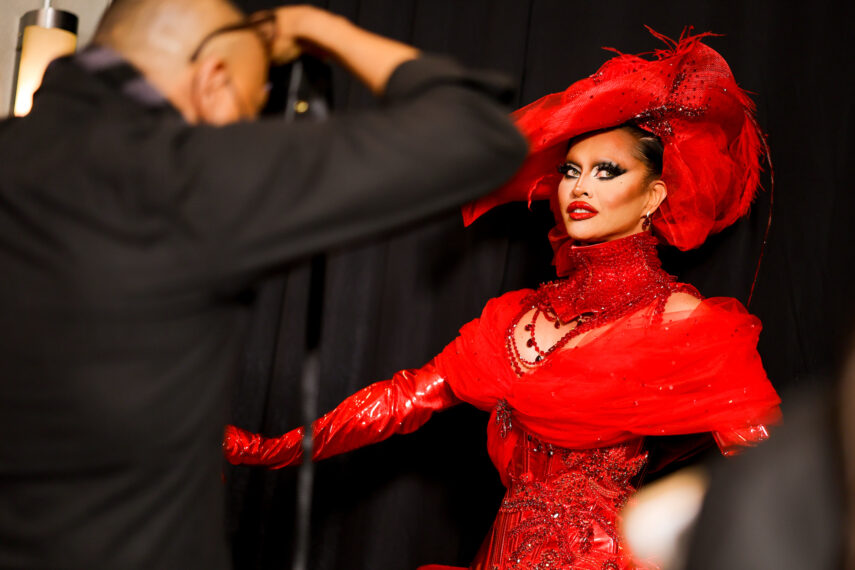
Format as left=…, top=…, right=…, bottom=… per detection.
left=556, top=127, right=666, bottom=244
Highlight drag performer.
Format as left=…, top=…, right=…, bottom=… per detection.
left=224, top=31, right=781, bottom=569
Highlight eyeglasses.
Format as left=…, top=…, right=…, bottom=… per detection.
left=189, top=11, right=276, bottom=62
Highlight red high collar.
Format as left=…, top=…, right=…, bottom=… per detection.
left=533, top=231, right=680, bottom=322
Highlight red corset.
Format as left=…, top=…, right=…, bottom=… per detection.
left=471, top=429, right=647, bottom=570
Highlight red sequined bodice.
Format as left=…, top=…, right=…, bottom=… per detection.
left=471, top=430, right=647, bottom=570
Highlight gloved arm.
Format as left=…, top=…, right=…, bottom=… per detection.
left=713, top=424, right=772, bottom=456
left=224, top=361, right=458, bottom=468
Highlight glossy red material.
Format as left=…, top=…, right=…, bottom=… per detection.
left=223, top=365, right=458, bottom=468
left=224, top=233, right=781, bottom=569
left=461, top=29, right=768, bottom=251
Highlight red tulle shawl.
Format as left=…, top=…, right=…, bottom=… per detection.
left=434, top=290, right=781, bottom=484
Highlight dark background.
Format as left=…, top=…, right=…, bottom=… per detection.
left=227, top=1, right=855, bottom=568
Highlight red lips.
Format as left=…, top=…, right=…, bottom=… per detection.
left=566, top=201, right=598, bottom=221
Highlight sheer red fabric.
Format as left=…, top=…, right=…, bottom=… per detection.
left=436, top=289, right=780, bottom=487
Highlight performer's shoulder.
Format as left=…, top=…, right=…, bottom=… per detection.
left=667, top=291, right=760, bottom=326
left=664, top=290, right=703, bottom=313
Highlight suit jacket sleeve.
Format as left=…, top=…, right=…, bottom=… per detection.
left=142, top=55, right=527, bottom=290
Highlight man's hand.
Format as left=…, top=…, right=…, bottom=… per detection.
left=268, top=4, right=418, bottom=95
left=267, top=5, right=330, bottom=65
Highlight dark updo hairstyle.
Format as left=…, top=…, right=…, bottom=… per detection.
left=622, top=123, right=664, bottom=180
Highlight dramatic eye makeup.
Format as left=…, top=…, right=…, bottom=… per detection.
left=557, top=161, right=627, bottom=179
left=557, top=162, right=581, bottom=178
left=593, top=161, right=626, bottom=179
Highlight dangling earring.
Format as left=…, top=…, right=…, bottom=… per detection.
left=642, top=211, right=652, bottom=231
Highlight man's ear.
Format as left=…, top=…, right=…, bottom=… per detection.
left=646, top=179, right=668, bottom=214
left=190, top=55, right=235, bottom=125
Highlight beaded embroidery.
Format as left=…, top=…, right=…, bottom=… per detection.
left=499, top=441, right=648, bottom=569
left=506, top=232, right=698, bottom=376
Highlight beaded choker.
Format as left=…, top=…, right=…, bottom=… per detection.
left=507, top=232, right=693, bottom=375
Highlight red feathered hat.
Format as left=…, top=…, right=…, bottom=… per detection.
left=462, top=28, right=768, bottom=251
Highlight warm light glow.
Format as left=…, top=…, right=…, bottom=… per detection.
left=13, top=25, right=77, bottom=116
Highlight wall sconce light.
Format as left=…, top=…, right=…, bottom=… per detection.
left=11, top=1, right=79, bottom=117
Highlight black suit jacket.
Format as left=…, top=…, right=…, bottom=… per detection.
left=0, top=48, right=526, bottom=569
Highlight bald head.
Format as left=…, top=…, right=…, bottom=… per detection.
left=93, top=0, right=270, bottom=125
left=94, top=0, right=243, bottom=58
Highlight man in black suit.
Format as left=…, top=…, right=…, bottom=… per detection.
left=0, top=1, right=527, bottom=567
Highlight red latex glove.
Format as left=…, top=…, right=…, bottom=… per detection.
left=223, top=361, right=458, bottom=468
left=713, top=424, right=772, bottom=456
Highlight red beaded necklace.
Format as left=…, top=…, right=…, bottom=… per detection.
left=506, top=232, right=695, bottom=376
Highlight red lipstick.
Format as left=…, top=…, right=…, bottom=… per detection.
left=566, top=201, right=598, bottom=221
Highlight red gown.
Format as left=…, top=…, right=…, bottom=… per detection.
left=224, top=233, right=781, bottom=569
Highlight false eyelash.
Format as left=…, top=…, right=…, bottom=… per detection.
left=595, top=161, right=627, bottom=177
left=557, top=162, right=577, bottom=175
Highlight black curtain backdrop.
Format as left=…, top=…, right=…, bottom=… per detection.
left=227, top=1, right=855, bottom=568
